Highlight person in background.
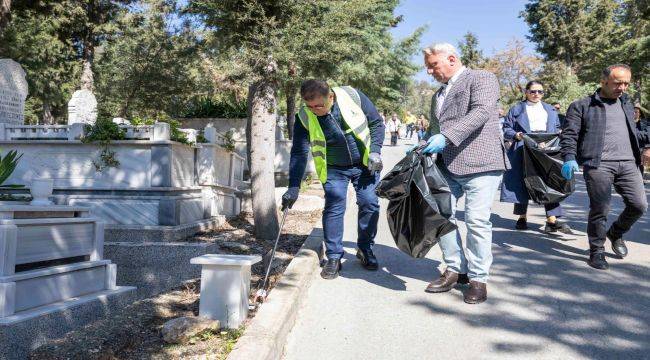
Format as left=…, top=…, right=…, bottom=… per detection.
left=634, top=102, right=650, bottom=173
left=386, top=113, right=401, bottom=146
left=501, top=80, right=573, bottom=234
left=416, top=114, right=428, bottom=142
left=634, top=103, right=647, bottom=131
left=560, top=64, right=649, bottom=270
left=553, top=102, right=566, bottom=128
left=404, top=110, right=417, bottom=139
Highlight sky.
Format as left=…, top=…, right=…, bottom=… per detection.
left=390, top=0, right=537, bottom=82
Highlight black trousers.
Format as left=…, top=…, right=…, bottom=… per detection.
left=390, top=132, right=398, bottom=146
left=584, top=160, right=648, bottom=253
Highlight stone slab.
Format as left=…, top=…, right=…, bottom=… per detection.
left=104, top=216, right=226, bottom=243
left=104, top=241, right=220, bottom=299
left=67, top=89, right=97, bottom=125
left=0, top=286, right=136, bottom=360
left=0, top=59, right=28, bottom=125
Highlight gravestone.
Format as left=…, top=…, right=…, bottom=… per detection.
left=0, top=59, right=29, bottom=125
left=68, top=89, right=98, bottom=125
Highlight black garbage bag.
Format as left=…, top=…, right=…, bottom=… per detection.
left=521, top=133, right=575, bottom=204
left=376, top=149, right=456, bottom=258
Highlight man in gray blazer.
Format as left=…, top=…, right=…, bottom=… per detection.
left=418, top=43, right=509, bottom=304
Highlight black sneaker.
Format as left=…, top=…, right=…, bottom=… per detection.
left=356, top=248, right=378, bottom=270
left=320, top=258, right=342, bottom=279
left=588, top=252, right=609, bottom=270
left=607, top=229, right=628, bottom=258
left=544, top=220, right=573, bottom=234
left=515, top=218, right=528, bottom=230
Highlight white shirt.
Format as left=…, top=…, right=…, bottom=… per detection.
left=525, top=101, right=548, bottom=132
left=436, top=66, right=466, bottom=117
left=386, top=118, right=401, bottom=132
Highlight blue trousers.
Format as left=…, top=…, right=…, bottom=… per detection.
left=322, top=165, right=380, bottom=260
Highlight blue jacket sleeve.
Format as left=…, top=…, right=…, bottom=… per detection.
left=502, top=106, right=518, bottom=141
left=288, top=116, right=311, bottom=188
left=357, top=89, right=385, bottom=154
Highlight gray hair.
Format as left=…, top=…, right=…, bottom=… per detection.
left=422, top=43, right=460, bottom=58
left=601, top=64, right=631, bottom=80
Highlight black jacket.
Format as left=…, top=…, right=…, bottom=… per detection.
left=560, top=90, right=650, bottom=167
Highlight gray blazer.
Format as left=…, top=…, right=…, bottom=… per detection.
left=427, top=68, right=510, bottom=176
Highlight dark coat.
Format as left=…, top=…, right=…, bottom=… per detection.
left=500, top=101, right=561, bottom=203
left=560, top=91, right=649, bottom=167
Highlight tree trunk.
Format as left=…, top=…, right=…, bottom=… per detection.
left=249, top=78, right=280, bottom=240
left=0, top=0, right=10, bottom=34
left=285, top=82, right=297, bottom=140
left=80, top=59, right=94, bottom=91
left=245, top=84, right=255, bottom=173
left=42, top=102, right=54, bottom=125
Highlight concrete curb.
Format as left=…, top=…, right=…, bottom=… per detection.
left=226, top=227, right=324, bottom=360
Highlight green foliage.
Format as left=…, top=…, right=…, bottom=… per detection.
left=131, top=115, right=191, bottom=144
left=0, top=3, right=81, bottom=123
left=95, top=1, right=201, bottom=119
left=81, top=118, right=126, bottom=172
left=458, top=32, right=485, bottom=69
left=403, top=80, right=435, bottom=119
left=182, top=94, right=248, bottom=118
left=220, top=129, right=236, bottom=152
left=521, top=0, right=621, bottom=80
left=82, top=117, right=127, bottom=143
left=196, top=133, right=208, bottom=143
left=0, top=149, right=24, bottom=188
left=538, top=62, right=597, bottom=112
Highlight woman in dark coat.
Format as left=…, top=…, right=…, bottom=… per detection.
left=501, top=80, right=573, bottom=234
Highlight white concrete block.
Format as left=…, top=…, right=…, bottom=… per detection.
left=190, top=254, right=262, bottom=328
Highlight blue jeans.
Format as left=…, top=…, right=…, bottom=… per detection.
left=438, top=168, right=503, bottom=283
left=322, top=165, right=380, bottom=259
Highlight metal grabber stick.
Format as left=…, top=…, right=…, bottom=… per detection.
left=253, top=206, right=290, bottom=306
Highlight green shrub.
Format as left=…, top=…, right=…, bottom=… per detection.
left=81, top=118, right=126, bottom=172
left=182, top=94, right=247, bottom=118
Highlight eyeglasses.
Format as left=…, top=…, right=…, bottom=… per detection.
left=527, top=90, right=544, bottom=94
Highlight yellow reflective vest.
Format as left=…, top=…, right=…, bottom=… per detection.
left=297, top=86, right=372, bottom=184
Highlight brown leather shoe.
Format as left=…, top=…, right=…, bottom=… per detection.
left=464, top=280, right=487, bottom=304
left=425, top=270, right=467, bottom=293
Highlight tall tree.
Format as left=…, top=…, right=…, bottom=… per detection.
left=0, top=2, right=80, bottom=123
left=95, top=0, right=200, bottom=118
left=186, top=0, right=304, bottom=239
left=458, top=31, right=485, bottom=69
left=521, top=0, right=620, bottom=79
left=482, top=39, right=543, bottom=108
left=0, top=0, right=10, bottom=34
left=55, top=0, right=134, bottom=90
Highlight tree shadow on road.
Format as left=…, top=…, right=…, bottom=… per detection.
left=410, top=203, right=650, bottom=359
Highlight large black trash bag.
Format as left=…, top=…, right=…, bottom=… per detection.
left=521, top=133, right=575, bottom=204
left=376, top=150, right=456, bottom=258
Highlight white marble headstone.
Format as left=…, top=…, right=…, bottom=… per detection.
left=0, top=59, right=29, bottom=125
left=68, top=89, right=98, bottom=125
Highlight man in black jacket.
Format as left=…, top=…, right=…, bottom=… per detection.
left=560, top=64, right=649, bottom=270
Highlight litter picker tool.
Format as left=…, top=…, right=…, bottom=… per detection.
left=252, top=206, right=289, bottom=306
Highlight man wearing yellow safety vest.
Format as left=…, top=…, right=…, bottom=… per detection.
left=281, top=80, right=386, bottom=279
